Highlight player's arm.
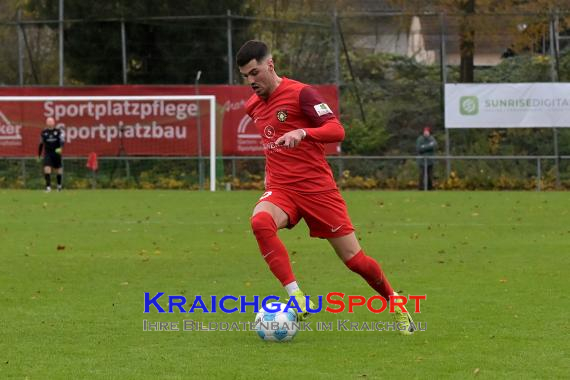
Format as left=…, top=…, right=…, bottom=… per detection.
left=430, top=137, right=437, bottom=150
left=298, top=86, right=344, bottom=143
left=275, top=86, right=344, bottom=148
left=301, top=118, right=344, bottom=143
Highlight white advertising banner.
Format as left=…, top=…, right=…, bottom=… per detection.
left=445, top=83, right=570, bottom=128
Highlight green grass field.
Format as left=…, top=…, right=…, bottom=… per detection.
left=1, top=190, right=568, bottom=379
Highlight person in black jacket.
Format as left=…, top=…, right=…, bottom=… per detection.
left=416, top=126, right=437, bottom=190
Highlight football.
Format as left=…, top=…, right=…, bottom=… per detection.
left=254, top=302, right=298, bottom=342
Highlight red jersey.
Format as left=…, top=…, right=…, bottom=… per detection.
left=245, top=77, right=344, bottom=193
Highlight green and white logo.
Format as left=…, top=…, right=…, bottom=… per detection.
left=460, top=96, right=479, bottom=115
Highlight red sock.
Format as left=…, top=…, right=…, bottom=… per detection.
left=345, top=250, right=394, bottom=300
left=251, top=212, right=295, bottom=286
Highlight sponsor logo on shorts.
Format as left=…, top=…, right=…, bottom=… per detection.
left=330, top=225, right=343, bottom=233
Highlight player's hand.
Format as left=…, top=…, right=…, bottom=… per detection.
left=275, top=129, right=306, bottom=148
left=55, top=148, right=62, bottom=155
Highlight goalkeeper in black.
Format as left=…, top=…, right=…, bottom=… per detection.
left=38, top=117, right=64, bottom=192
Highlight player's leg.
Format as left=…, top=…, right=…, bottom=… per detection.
left=43, top=165, right=52, bottom=192
left=250, top=193, right=313, bottom=320
left=56, top=168, right=63, bottom=191
left=54, top=157, right=63, bottom=191
left=327, top=233, right=416, bottom=335
left=300, top=190, right=415, bottom=334
left=328, top=233, right=395, bottom=303
left=251, top=200, right=294, bottom=287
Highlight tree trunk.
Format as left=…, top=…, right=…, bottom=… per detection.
left=459, top=0, right=475, bottom=83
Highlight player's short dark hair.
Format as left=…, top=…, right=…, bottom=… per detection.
left=236, top=40, right=269, bottom=67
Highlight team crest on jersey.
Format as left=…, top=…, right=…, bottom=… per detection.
left=264, top=125, right=275, bottom=138
left=276, top=110, right=288, bottom=122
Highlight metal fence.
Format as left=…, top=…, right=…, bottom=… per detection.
left=1, top=8, right=570, bottom=184
left=1, top=156, right=568, bottom=191
left=3, top=9, right=570, bottom=86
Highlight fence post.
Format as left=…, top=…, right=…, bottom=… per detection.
left=195, top=72, right=204, bottom=190
left=536, top=157, right=541, bottom=192
left=125, top=159, right=130, bottom=181
left=549, top=12, right=561, bottom=189
left=440, top=12, right=451, bottom=179
left=333, top=8, right=344, bottom=181
left=553, top=129, right=560, bottom=189
left=121, top=19, right=127, bottom=84
left=423, top=157, right=428, bottom=191
left=226, top=10, right=233, bottom=84
left=58, top=0, right=64, bottom=86
left=21, top=158, right=26, bottom=187
left=332, top=7, right=341, bottom=86
left=17, top=9, right=24, bottom=86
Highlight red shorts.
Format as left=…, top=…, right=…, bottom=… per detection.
left=255, top=188, right=355, bottom=238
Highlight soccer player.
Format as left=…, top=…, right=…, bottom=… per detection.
left=237, top=40, right=416, bottom=335
left=38, top=117, right=64, bottom=192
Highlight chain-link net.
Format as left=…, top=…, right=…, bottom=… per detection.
left=1, top=156, right=567, bottom=190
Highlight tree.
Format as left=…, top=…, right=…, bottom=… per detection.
left=243, top=0, right=338, bottom=84
left=341, top=52, right=442, bottom=155
left=24, top=0, right=253, bottom=84
left=0, top=1, right=20, bottom=85
left=388, top=0, right=570, bottom=82
left=0, top=1, right=60, bottom=85
left=459, top=0, right=474, bottom=83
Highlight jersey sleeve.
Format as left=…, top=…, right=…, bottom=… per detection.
left=299, top=86, right=337, bottom=127
left=299, top=86, right=344, bottom=143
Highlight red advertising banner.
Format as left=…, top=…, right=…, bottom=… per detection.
left=0, top=85, right=340, bottom=157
